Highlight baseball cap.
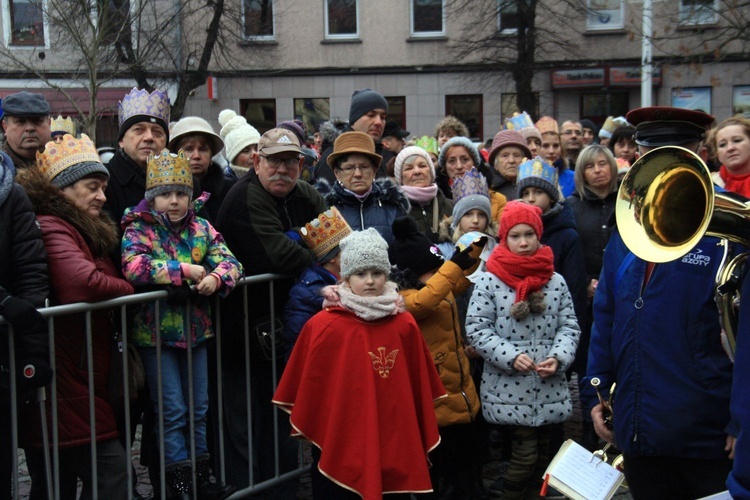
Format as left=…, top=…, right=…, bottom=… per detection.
left=257, top=128, right=303, bottom=155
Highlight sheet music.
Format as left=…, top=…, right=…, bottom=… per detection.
left=548, top=440, right=623, bottom=500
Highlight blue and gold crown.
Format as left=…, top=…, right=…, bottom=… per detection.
left=504, top=112, right=535, bottom=131
left=145, top=149, right=192, bottom=201
left=50, top=115, right=76, bottom=137
left=118, top=87, right=170, bottom=130
left=452, top=167, right=489, bottom=205
left=518, top=157, right=559, bottom=187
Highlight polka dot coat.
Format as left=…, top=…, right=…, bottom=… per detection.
left=465, top=271, right=580, bottom=427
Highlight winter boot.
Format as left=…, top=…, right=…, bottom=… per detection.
left=165, top=460, right=192, bottom=500
left=195, top=453, right=237, bottom=500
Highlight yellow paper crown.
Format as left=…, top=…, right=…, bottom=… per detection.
left=37, top=134, right=100, bottom=181
left=146, top=149, right=192, bottom=193
left=50, top=115, right=76, bottom=136
left=299, top=207, right=352, bottom=260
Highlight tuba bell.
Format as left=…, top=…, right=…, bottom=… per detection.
left=616, top=145, right=750, bottom=359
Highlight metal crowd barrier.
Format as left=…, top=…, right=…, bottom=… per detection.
left=1, top=274, right=310, bottom=500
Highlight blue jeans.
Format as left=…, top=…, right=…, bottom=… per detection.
left=139, top=344, right=208, bottom=464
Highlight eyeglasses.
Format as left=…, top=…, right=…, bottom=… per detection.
left=338, top=164, right=374, bottom=174
left=261, top=155, right=301, bottom=169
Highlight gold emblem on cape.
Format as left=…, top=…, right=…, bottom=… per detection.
left=368, top=347, right=399, bottom=378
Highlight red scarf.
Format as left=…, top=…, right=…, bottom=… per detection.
left=719, top=165, right=750, bottom=198
left=485, top=244, right=555, bottom=303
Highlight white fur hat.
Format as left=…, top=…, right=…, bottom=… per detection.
left=218, top=109, right=261, bottom=165
left=339, top=228, right=391, bottom=279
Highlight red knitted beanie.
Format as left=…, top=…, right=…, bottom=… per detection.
left=499, top=200, right=543, bottom=244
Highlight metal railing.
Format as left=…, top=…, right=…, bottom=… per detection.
left=1, top=274, right=310, bottom=499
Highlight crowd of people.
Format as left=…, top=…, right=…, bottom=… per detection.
left=1, top=85, right=750, bottom=500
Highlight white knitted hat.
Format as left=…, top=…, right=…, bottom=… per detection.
left=339, top=228, right=391, bottom=279
left=218, top=109, right=261, bottom=165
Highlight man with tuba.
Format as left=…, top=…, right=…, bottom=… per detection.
left=582, top=107, right=735, bottom=499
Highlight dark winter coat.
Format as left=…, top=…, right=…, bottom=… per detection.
left=0, top=153, right=49, bottom=385
left=486, top=167, right=518, bottom=202
left=583, top=231, right=733, bottom=459
left=282, top=264, right=338, bottom=361
left=216, top=171, right=327, bottom=362
left=541, top=203, right=587, bottom=331
left=16, top=168, right=134, bottom=448
left=1, top=141, right=37, bottom=170
left=565, top=188, right=617, bottom=282
left=315, top=177, right=410, bottom=249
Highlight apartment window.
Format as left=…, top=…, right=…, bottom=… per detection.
left=501, top=93, right=540, bottom=122
left=581, top=92, right=629, bottom=125
left=244, top=0, right=274, bottom=39
left=325, top=0, right=358, bottom=39
left=386, top=96, right=406, bottom=129
left=98, top=0, right=131, bottom=46
left=294, top=98, right=330, bottom=138
left=411, top=0, right=444, bottom=36
left=6, top=0, right=46, bottom=46
left=446, top=95, right=483, bottom=142
left=586, top=0, right=623, bottom=30
left=679, top=0, right=717, bottom=25
left=240, top=99, right=276, bottom=135
left=497, top=0, right=518, bottom=35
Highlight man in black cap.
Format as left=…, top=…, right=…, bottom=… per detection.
left=380, top=120, right=410, bottom=166
left=1, top=91, right=51, bottom=170
left=582, top=106, right=734, bottom=499
left=312, top=88, right=389, bottom=183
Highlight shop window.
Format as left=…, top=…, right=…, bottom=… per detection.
left=446, top=94, right=483, bottom=142
left=293, top=98, right=330, bottom=139
left=386, top=96, right=406, bottom=130
left=240, top=98, right=276, bottom=135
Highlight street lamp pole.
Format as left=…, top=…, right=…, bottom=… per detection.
left=641, top=0, right=653, bottom=107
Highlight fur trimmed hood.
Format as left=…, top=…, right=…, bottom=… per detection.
left=318, top=119, right=349, bottom=151
left=315, top=177, right=411, bottom=214
left=15, top=167, right=119, bottom=257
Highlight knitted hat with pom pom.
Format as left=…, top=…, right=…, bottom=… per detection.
left=218, top=109, right=261, bottom=165
left=390, top=216, right=445, bottom=277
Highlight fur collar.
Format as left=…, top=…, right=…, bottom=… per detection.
left=315, top=177, right=411, bottom=214
left=15, top=167, right=119, bottom=257
left=390, top=267, right=423, bottom=291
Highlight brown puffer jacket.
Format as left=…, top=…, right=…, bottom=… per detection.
left=399, top=260, right=480, bottom=427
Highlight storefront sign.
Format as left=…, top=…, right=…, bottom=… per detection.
left=551, top=68, right=605, bottom=88
left=609, top=66, right=662, bottom=86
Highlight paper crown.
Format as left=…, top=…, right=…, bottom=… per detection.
left=37, top=133, right=100, bottom=180
left=452, top=167, right=489, bottom=204
left=518, top=156, right=559, bottom=186
left=504, top=112, right=535, bottom=131
left=299, top=207, right=352, bottom=260
left=50, top=115, right=76, bottom=137
left=535, top=116, right=559, bottom=135
left=146, top=149, right=192, bottom=192
left=413, top=135, right=438, bottom=155
left=118, top=87, right=170, bottom=130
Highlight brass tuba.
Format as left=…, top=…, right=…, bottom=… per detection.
left=616, top=145, right=750, bottom=359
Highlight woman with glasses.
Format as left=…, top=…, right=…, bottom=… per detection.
left=316, top=131, right=409, bottom=248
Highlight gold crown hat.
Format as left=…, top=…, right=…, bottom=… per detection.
left=145, top=149, right=193, bottom=201
left=299, top=206, right=353, bottom=262
left=504, top=112, right=535, bottom=131
left=118, top=87, right=171, bottom=141
left=516, top=156, right=562, bottom=202
left=37, top=134, right=109, bottom=188
left=50, top=115, right=76, bottom=137
left=535, top=116, right=559, bottom=135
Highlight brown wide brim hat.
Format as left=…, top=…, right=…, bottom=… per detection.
left=327, top=131, right=383, bottom=169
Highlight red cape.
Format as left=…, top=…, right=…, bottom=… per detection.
left=273, top=306, right=445, bottom=499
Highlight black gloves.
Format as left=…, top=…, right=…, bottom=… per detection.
left=450, top=245, right=478, bottom=271
left=166, top=284, right=195, bottom=306
left=0, top=294, right=53, bottom=388
left=450, top=237, right=489, bottom=271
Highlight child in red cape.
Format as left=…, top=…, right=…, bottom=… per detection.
left=273, top=228, right=445, bottom=499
